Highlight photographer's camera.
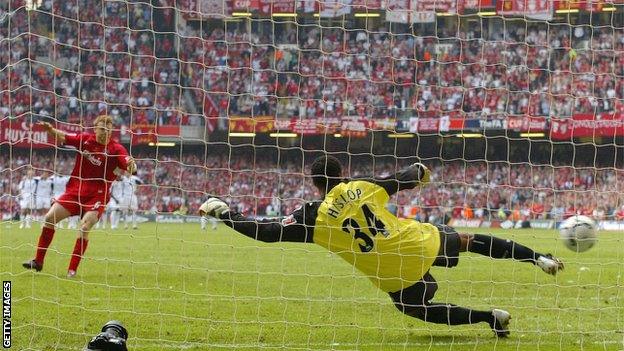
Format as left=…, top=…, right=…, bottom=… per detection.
left=84, top=320, right=128, bottom=351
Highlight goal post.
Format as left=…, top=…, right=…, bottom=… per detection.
left=1, top=0, right=623, bottom=349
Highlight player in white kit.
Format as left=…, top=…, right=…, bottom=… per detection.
left=121, top=173, right=142, bottom=229
left=107, top=176, right=124, bottom=229
left=18, top=168, right=38, bottom=229
left=35, top=172, right=53, bottom=226
left=109, top=172, right=141, bottom=229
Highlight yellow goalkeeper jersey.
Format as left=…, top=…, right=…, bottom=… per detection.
left=312, top=180, right=440, bottom=293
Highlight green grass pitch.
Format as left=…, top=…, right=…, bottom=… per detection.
left=1, top=221, right=623, bottom=350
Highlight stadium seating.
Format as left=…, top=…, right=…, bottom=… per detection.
left=1, top=1, right=622, bottom=126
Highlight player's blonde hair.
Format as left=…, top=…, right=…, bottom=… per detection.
left=94, top=115, right=113, bottom=127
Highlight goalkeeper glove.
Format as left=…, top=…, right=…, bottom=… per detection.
left=404, top=163, right=431, bottom=187
left=199, top=198, right=230, bottom=218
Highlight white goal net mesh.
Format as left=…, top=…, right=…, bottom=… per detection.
left=1, top=0, right=623, bottom=350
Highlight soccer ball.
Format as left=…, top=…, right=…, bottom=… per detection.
left=559, top=215, right=597, bottom=253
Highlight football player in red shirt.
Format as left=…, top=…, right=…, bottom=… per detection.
left=23, top=115, right=137, bottom=277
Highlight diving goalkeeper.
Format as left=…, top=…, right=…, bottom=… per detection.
left=199, top=155, right=564, bottom=337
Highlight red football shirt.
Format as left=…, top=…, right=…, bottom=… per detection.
left=64, top=133, right=130, bottom=196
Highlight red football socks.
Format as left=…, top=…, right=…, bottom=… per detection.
left=68, top=238, right=89, bottom=272
left=35, top=227, right=55, bottom=265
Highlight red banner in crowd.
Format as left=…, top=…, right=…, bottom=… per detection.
left=130, top=124, right=157, bottom=145
left=507, top=116, right=548, bottom=132
left=554, top=0, right=583, bottom=10
left=387, top=0, right=435, bottom=23
left=178, top=0, right=229, bottom=19
left=350, top=0, right=382, bottom=10
left=550, top=114, right=624, bottom=140
left=274, top=118, right=293, bottom=131
left=385, top=0, right=411, bottom=23
left=9, top=123, right=182, bottom=147
left=416, top=0, right=463, bottom=13
left=290, top=119, right=320, bottom=134
left=403, top=116, right=548, bottom=133
left=0, top=117, right=122, bottom=148
left=1, top=118, right=59, bottom=148
left=274, top=117, right=395, bottom=134
left=385, top=0, right=462, bottom=23
left=497, top=0, right=553, bottom=20
left=440, top=116, right=466, bottom=131
left=411, top=0, right=464, bottom=23
left=229, top=116, right=275, bottom=132
left=554, top=0, right=605, bottom=11
left=177, top=0, right=612, bottom=18
left=318, top=0, right=353, bottom=17
left=8, top=114, right=620, bottom=144
left=258, top=0, right=297, bottom=14
left=231, top=0, right=259, bottom=11
left=340, top=116, right=372, bottom=137
left=409, top=117, right=438, bottom=132
left=372, top=118, right=396, bottom=131
left=463, top=0, right=496, bottom=9
left=156, top=125, right=180, bottom=136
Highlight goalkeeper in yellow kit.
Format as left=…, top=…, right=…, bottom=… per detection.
left=200, top=155, right=564, bottom=337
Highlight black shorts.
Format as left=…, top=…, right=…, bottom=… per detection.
left=388, top=224, right=461, bottom=307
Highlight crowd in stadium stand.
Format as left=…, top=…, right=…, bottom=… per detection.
left=1, top=1, right=622, bottom=127
left=2, top=153, right=623, bottom=223
left=2, top=2, right=623, bottom=221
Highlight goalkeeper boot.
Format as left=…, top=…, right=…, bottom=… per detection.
left=536, top=254, right=564, bottom=275
left=67, top=270, right=77, bottom=278
left=22, top=259, right=43, bottom=272
left=491, top=309, right=511, bottom=337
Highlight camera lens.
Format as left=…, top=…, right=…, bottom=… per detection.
left=85, top=320, right=129, bottom=351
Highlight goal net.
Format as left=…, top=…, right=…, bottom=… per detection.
left=1, top=0, right=623, bottom=349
